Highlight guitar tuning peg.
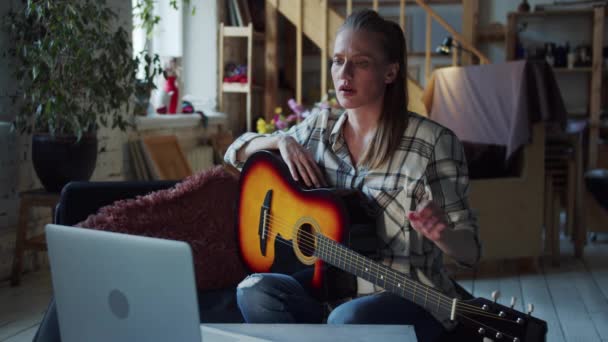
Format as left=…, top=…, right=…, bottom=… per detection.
left=527, top=303, right=534, bottom=315
left=510, top=296, right=517, bottom=309
left=491, top=290, right=501, bottom=303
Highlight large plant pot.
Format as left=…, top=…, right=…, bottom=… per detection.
left=32, top=133, right=98, bottom=193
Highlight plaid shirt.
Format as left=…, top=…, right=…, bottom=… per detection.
left=225, top=109, right=480, bottom=304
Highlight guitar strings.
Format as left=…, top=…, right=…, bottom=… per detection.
left=261, top=212, right=480, bottom=315
left=255, top=215, right=517, bottom=324
left=259, top=213, right=453, bottom=310
left=259, top=212, right=514, bottom=320
left=260, top=212, right=479, bottom=313
left=257, top=215, right=519, bottom=324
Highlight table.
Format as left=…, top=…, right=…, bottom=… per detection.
left=10, top=189, right=60, bottom=286
left=200, top=324, right=417, bottom=341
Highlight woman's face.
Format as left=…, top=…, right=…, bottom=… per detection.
left=331, top=29, right=396, bottom=111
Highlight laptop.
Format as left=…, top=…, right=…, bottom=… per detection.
left=46, top=224, right=202, bottom=342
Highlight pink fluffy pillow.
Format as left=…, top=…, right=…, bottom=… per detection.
left=77, top=166, right=247, bottom=291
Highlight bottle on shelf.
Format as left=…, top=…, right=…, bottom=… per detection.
left=545, top=43, right=555, bottom=67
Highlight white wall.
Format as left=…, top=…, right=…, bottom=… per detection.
left=182, top=0, right=219, bottom=111
left=154, top=0, right=184, bottom=57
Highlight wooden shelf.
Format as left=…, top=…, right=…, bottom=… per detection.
left=506, top=6, right=606, bottom=169
left=222, top=82, right=263, bottom=93
left=553, top=67, right=593, bottom=73
left=408, top=52, right=448, bottom=58
left=222, top=26, right=264, bottom=41
left=512, top=9, right=594, bottom=18
left=219, top=22, right=263, bottom=133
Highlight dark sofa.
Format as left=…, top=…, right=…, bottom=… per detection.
left=33, top=181, right=244, bottom=342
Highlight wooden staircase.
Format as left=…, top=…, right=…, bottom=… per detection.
left=264, top=0, right=490, bottom=117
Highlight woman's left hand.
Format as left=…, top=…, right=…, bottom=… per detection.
left=408, top=201, right=449, bottom=242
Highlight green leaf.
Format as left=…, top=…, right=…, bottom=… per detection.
left=32, top=66, right=38, bottom=81
left=44, top=101, right=52, bottom=116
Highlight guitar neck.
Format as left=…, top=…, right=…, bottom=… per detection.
left=316, top=234, right=453, bottom=318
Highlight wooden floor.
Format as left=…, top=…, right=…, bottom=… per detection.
left=1, top=236, right=607, bottom=342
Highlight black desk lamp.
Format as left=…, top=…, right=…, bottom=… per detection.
left=436, top=36, right=476, bottom=65
left=436, top=36, right=454, bottom=55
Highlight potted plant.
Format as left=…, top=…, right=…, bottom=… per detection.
left=133, top=51, right=163, bottom=116
left=3, top=0, right=143, bottom=192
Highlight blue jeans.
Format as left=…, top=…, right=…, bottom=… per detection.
left=236, top=273, right=446, bottom=342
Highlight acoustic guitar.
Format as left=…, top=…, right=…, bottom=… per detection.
left=237, top=150, right=547, bottom=342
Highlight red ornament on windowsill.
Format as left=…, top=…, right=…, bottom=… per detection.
left=156, top=57, right=180, bottom=115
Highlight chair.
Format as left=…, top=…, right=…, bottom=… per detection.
left=10, top=190, right=60, bottom=286
left=467, top=123, right=546, bottom=262
left=583, top=140, right=608, bottom=241
left=585, top=169, right=608, bottom=211
left=423, top=61, right=568, bottom=265
left=543, top=121, right=586, bottom=261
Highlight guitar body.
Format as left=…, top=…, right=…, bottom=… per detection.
left=237, top=151, right=375, bottom=298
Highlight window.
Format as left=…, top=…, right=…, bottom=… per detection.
left=131, top=0, right=218, bottom=117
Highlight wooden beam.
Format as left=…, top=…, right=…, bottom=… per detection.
left=373, top=0, right=379, bottom=11
left=505, top=13, right=516, bottom=61
left=332, top=0, right=462, bottom=7
left=400, top=0, right=406, bottom=32
left=218, top=23, right=224, bottom=112
left=462, top=0, right=478, bottom=65
left=296, top=0, right=303, bottom=104
left=589, top=6, right=604, bottom=168
left=246, top=23, right=253, bottom=131
left=425, top=12, right=431, bottom=81
left=347, top=0, right=352, bottom=16
left=413, top=0, right=489, bottom=64
left=477, top=23, right=505, bottom=43
left=284, top=17, right=297, bottom=91
left=264, top=1, right=278, bottom=120
left=321, top=0, right=328, bottom=98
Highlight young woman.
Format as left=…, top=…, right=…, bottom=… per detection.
left=224, top=9, right=481, bottom=342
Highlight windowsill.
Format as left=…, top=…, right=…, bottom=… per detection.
left=135, top=111, right=227, bottom=131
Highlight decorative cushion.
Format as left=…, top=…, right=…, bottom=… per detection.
left=77, top=166, right=247, bottom=291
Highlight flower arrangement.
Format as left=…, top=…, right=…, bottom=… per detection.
left=256, top=91, right=341, bottom=134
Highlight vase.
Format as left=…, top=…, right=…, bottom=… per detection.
left=32, top=133, right=98, bottom=192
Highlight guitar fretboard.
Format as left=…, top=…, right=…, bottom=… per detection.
left=315, top=234, right=452, bottom=317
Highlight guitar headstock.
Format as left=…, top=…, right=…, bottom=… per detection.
left=457, top=296, right=547, bottom=341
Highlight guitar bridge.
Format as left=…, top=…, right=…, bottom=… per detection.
left=258, top=190, right=273, bottom=256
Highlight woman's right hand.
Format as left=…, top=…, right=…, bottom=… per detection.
left=277, top=135, right=327, bottom=188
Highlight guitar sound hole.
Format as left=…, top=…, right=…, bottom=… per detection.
left=296, top=223, right=316, bottom=257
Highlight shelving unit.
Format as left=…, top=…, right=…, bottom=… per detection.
left=218, top=23, right=264, bottom=133
left=506, top=6, right=608, bottom=249
left=505, top=6, right=606, bottom=168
